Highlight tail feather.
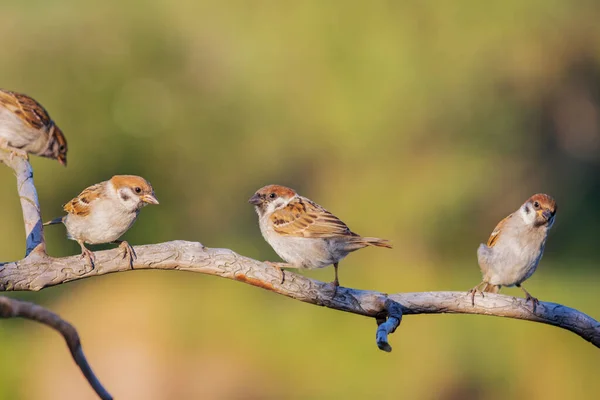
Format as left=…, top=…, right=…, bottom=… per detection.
left=43, top=216, right=64, bottom=226
left=359, top=237, right=393, bottom=249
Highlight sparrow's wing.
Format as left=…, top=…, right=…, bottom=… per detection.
left=487, top=213, right=513, bottom=247
left=0, top=89, right=54, bottom=130
left=63, top=183, right=106, bottom=217
left=270, top=196, right=356, bottom=238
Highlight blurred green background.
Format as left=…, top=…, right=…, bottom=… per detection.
left=1, top=1, right=599, bottom=399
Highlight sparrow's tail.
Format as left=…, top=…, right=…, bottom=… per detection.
left=360, top=237, right=393, bottom=249
left=43, top=217, right=64, bottom=226
left=482, top=283, right=501, bottom=293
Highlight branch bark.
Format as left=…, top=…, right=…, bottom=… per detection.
left=1, top=240, right=599, bottom=349
left=0, top=150, right=45, bottom=256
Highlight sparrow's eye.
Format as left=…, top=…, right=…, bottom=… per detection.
left=533, top=201, right=540, bottom=209
left=269, top=193, right=276, bottom=199
left=134, top=187, right=142, bottom=194
left=59, top=145, right=66, bottom=152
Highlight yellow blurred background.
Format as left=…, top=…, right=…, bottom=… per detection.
left=1, top=1, right=599, bottom=399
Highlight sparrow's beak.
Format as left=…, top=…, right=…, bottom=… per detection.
left=542, top=210, right=553, bottom=221
left=57, top=155, right=67, bottom=167
left=142, top=194, right=160, bottom=205
left=248, top=193, right=262, bottom=205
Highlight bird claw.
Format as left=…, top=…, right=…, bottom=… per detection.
left=0, top=140, right=28, bottom=161
left=517, top=285, right=539, bottom=312
left=524, top=293, right=539, bottom=312
left=118, top=241, right=137, bottom=269
left=328, top=279, right=340, bottom=299
left=467, top=287, right=484, bottom=306
left=80, top=248, right=96, bottom=271
left=9, top=149, right=28, bottom=161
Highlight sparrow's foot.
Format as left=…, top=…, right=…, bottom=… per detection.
left=327, top=279, right=340, bottom=299
left=0, top=140, right=28, bottom=161
left=329, top=262, right=341, bottom=299
left=9, top=148, right=28, bottom=161
left=467, top=284, right=485, bottom=306
left=116, top=240, right=136, bottom=269
left=76, top=240, right=95, bottom=271
left=264, top=261, right=286, bottom=284
left=80, top=247, right=96, bottom=270
left=525, top=295, right=539, bottom=312
left=517, top=284, right=539, bottom=312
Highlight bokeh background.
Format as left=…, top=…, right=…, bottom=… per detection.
left=1, top=1, right=599, bottom=399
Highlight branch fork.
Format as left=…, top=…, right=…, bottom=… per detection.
left=1, top=152, right=112, bottom=400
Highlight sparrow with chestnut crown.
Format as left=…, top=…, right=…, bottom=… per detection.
left=0, top=89, right=67, bottom=165
left=45, top=175, right=159, bottom=268
left=249, top=184, right=392, bottom=293
left=470, top=193, right=557, bottom=310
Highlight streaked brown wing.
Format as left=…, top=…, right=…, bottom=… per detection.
left=487, top=213, right=512, bottom=247
left=0, top=89, right=53, bottom=130
left=271, top=197, right=354, bottom=238
left=63, top=183, right=105, bottom=217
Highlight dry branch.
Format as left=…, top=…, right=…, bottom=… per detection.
left=1, top=240, right=599, bottom=349
left=0, top=296, right=113, bottom=400
left=0, top=151, right=598, bottom=400
left=0, top=151, right=45, bottom=256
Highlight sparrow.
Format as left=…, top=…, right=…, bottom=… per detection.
left=44, top=175, right=159, bottom=268
left=249, top=184, right=392, bottom=292
left=469, top=193, right=557, bottom=310
left=0, top=89, right=67, bottom=165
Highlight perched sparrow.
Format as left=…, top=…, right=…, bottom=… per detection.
left=470, top=193, right=557, bottom=309
left=249, top=184, right=392, bottom=291
left=44, top=175, right=159, bottom=267
left=0, top=89, right=67, bottom=165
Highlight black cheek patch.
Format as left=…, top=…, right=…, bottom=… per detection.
left=120, top=193, right=130, bottom=202
left=524, top=206, right=530, bottom=214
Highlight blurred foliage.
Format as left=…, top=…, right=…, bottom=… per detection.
left=1, top=0, right=599, bottom=399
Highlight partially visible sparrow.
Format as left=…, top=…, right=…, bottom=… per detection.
left=44, top=175, right=159, bottom=267
left=470, top=193, right=557, bottom=310
left=0, top=88, right=67, bottom=165
left=249, top=184, right=392, bottom=291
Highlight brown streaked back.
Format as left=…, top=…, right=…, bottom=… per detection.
left=0, top=89, right=54, bottom=131
left=271, top=196, right=356, bottom=238
left=63, top=182, right=106, bottom=217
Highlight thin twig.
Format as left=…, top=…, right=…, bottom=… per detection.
left=0, top=296, right=113, bottom=400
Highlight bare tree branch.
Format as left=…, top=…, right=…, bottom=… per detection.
left=0, top=151, right=45, bottom=256
left=0, top=296, right=113, bottom=400
left=1, top=240, right=599, bottom=349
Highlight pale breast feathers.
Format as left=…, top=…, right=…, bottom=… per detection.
left=486, top=213, right=513, bottom=247
left=63, top=183, right=106, bottom=217
left=270, top=197, right=355, bottom=238
left=0, top=89, right=53, bottom=130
